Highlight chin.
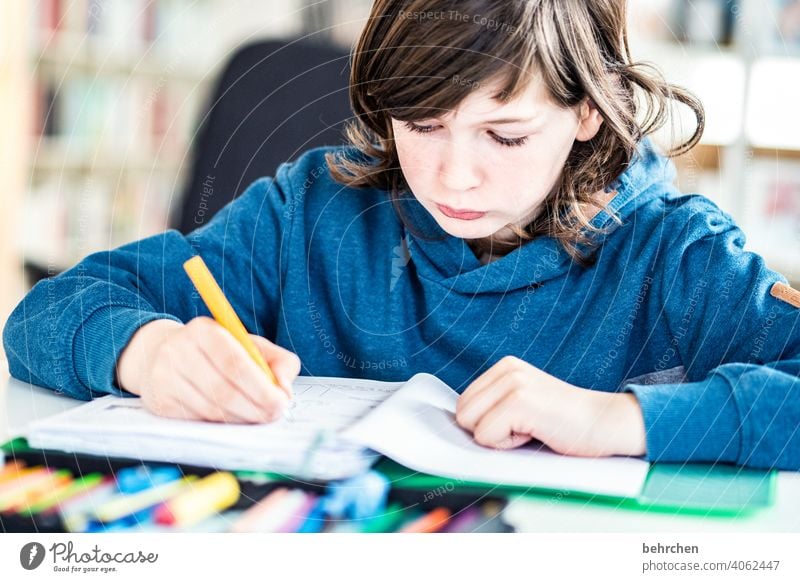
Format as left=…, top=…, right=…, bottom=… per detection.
left=433, top=216, right=501, bottom=240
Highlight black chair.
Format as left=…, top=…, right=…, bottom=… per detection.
left=173, top=37, right=353, bottom=233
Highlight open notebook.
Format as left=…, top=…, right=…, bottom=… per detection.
left=24, top=374, right=650, bottom=497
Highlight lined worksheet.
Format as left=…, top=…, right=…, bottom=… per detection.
left=25, top=377, right=404, bottom=480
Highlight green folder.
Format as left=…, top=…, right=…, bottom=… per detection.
left=373, top=458, right=776, bottom=516
left=2, top=438, right=775, bottom=516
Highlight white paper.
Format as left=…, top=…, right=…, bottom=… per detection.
left=26, top=376, right=402, bottom=480
left=342, top=373, right=650, bottom=498
left=26, top=373, right=649, bottom=496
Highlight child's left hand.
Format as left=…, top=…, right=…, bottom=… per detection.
left=455, top=356, right=647, bottom=457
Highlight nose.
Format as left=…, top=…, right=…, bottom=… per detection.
left=438, top=137, right=481, bottom=193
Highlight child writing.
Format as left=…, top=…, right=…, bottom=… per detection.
left=4, top=0, right=799, bottom=471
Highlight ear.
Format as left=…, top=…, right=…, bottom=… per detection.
left=575, top=98, right=603, bottom=142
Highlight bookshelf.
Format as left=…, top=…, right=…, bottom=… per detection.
left=17, top=0, right=305, bottom=282
left=23, top=0, right=219, bottom=277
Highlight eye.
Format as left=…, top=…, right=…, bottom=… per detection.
left=403, top=121, right=529, bottom=148
left=403, top=121, right=437, bottom=134
left=489, top=132, right=529, bottom=148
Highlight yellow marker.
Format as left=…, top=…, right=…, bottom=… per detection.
left=93, top=476, right=197, bottom=523
left=154, top=471, right=241, bottom=527
left=183, top=255, right=293, bottom=417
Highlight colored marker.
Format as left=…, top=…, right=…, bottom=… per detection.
left=441, top=506, right=483, bottom=533
left=93, top=476, right=196, bottom=523
left=0, top=466, right=50, bottom=497
left=183, top=255, right=293, bottom=420
left=229, top=487, right=291, bottom=532
left=469, top=500, right=513, bottom=533
left=5, top=471, right=73, bottom=512
left=319, top=471, right=390, bottom=520
left=153, top=471, right=240, bottom=527
left=116, top=465, right=183, bottom=494
left=0, top=460, right=26, bottom=485
left=399, top=507, right=452, bottom=533
left=295, top=498, right=328, bottom=533
left=60, top=478, right=119, bottom=533
left=358, top=502, right=409, bottom=533
left=327, top=501, right=408, bottom=533
left=0, top=469, right=71, bottom=511
left=276, top=491, right=318, bottom=533
left=20, top=473, right=106, bottom=516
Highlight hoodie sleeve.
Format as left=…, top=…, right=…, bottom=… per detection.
left=624, top=198, right=800, bottom=470
left=2, top=167, right=296, bottom=401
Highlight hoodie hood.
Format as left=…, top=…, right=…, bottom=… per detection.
left=401, top=138, right=678, bottom=294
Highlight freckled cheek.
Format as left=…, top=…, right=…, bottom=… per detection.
left=491, top=164, right=548, bottom=212
left=396, top=140, right=436, bottom=185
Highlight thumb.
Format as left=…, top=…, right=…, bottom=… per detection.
left=250, top=335, right=301, bottom=396
left=495, top=432, right=534, bottom=450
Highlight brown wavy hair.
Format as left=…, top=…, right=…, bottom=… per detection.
left=325, top=0, right=705, bottom=264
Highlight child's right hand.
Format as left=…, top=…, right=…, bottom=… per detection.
left=116, top=317, right=301, bottom=424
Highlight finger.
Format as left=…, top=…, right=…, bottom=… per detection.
left=172, top=340, right=268, bottom=424
left=142, top=357, right=211, bottom=421
left=188, top=318, right=289, bottom=419
left=160, top=371, right=227, bottom=422
left=205, top=382, right=279, bottom=424
left=250, top=335, right=300, bottom=397
left=458, top=356, right=519, bottom=413
left=456, top=376, right=519, bottom=433
left=502, top=433, right=534, bottom=449
left=472, top=393, right=532, bottom=450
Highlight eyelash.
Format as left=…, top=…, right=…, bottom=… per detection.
left=402, top=121, right=529, bottom=148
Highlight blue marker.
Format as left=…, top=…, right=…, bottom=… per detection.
left=116, top=466, right=182, bottom=494
left=295, top=472, right=389, bottom=532
left=82, top=466, right=183, bottom=532
left=295, top=499, right=327, bottom=533
left=321, top=470, right=390, bottom=520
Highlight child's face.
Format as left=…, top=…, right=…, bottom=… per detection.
left=392, top=76, right=602, bottom=241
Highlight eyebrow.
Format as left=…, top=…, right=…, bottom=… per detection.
left=442, top=111, right=543, bottom=126
left=480, top=116, right=540, bottom=125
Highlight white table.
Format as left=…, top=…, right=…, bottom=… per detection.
left=2, top=363, right=799, bottom=532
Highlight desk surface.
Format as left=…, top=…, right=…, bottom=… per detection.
left=2, top=364, right=799, bottom=532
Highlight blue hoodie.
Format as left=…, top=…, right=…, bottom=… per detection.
left=4, top=140, right=800, bottom=470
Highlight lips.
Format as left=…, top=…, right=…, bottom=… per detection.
left=436, top=204, right=486, bottom=221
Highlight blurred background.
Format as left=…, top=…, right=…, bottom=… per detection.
left=0, top=0, right=799, bottom=348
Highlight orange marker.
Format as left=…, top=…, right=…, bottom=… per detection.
left=0, top=460, right=26, bottom=485
left=154, top=472, right=240, bottom=527
left=399, top=507, right=452, bottom=533
left=229, top=487, right=292, bottom=533
left=0, top=467, right=51, bottom=497
left=0, top=469, right=72, bottom=512
left=183, top=256, right=293, bottom=418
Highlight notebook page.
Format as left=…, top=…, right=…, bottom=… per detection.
left=25, top=376, right=403, bottom=478
left=342, top=373, right=650, bottom=498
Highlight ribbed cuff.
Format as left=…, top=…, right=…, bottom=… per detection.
left=72, top=306, right=182, bottom=398
left=625, top=375, right=741, bottom=464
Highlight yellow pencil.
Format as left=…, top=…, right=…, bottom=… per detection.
left=183, top=255, right=293, bottom=416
